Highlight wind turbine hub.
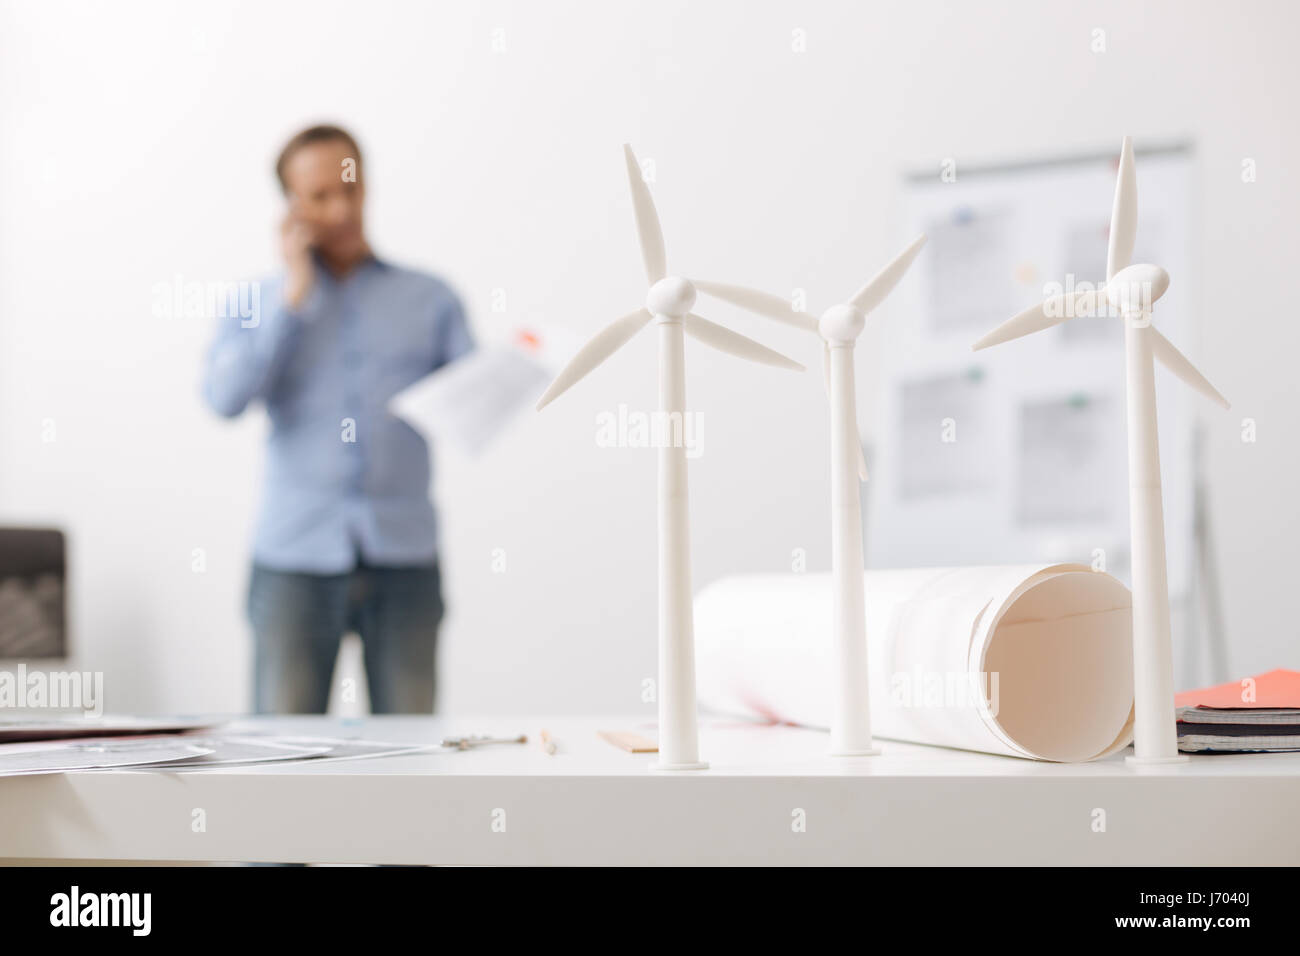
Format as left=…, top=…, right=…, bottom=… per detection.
left=646, top=276, right=696, bottom=318
left=819, top=304, right=865, bottom=343
left=1107, top=263, right=1170, bottom=314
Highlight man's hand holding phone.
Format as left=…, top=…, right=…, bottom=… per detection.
left=280, top=205, right=316, bottom=311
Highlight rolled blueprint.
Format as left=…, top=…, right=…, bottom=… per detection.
left=694, top=565, right=1135, bottom=762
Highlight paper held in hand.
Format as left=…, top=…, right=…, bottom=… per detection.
left=388, top=327, right=576, bottom=456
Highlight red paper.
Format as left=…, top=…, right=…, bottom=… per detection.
left=1175, top=669, right=1300, bottom=710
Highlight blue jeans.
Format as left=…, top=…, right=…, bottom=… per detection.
left=248, top=561, right=443, bottom=714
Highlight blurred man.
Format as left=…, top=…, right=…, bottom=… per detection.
left=203, top=124, right=472, bottom=714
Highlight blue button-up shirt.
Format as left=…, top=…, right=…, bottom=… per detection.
left=202, top=255, right=473, bottom=574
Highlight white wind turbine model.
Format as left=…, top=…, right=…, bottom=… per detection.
left=692, top=235, right=928, bottom=755
left=536, top=145, right=804, bottom=770
left=972, top=137, right=1229, bottom=765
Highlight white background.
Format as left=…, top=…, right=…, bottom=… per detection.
left=0, top=0, right=1295, bottom=716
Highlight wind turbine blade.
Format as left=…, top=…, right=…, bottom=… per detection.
left=1149, top=326, right=1230, bottom=410
left=682, top=313, right=804, bottom=371
left=971, top=287, right=1102, bottom=351
left=848, top=234, right=928, bottom=315
left=1107, top=137, right=1137, bottom=282
left=692, top=279, right=819, bottom=332
left=535, top=308, right=653, bottom=410
left=622, top=144, right=667, bottom=283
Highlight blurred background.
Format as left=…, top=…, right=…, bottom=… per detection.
left=0, top=0, right=1294, bottom=717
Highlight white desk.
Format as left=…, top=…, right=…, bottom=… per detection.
left=1, top=715, right=1295, bottom=865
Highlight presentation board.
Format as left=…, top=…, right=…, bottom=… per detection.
left=867, top=144, right=1202, bottom=612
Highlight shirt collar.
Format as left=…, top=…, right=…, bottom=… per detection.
left=309, top=248, right=388, bottom=284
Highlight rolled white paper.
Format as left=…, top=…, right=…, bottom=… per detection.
left=695, top=564, right=1135, bottom=762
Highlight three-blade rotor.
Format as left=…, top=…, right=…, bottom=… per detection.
left=693, top=235, right=928, bottom=481
left=536, top=145, right=803, bottom=412
left=971, top=137, right=1228, bottom=410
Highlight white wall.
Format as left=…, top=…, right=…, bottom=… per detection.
left=0, top=0, right=1295, bottom=716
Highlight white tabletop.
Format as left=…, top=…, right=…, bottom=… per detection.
left=1, top=715, right=1295, bottom=865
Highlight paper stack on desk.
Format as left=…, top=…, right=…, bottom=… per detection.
left=1175, top=669, right=1300, bottom=753
left=0, top=716, right=439, bottom=775
left=0, top=715, right=216, bottom=743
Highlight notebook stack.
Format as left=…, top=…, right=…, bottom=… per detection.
left=1175, top=669, right=1300, bottom=753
